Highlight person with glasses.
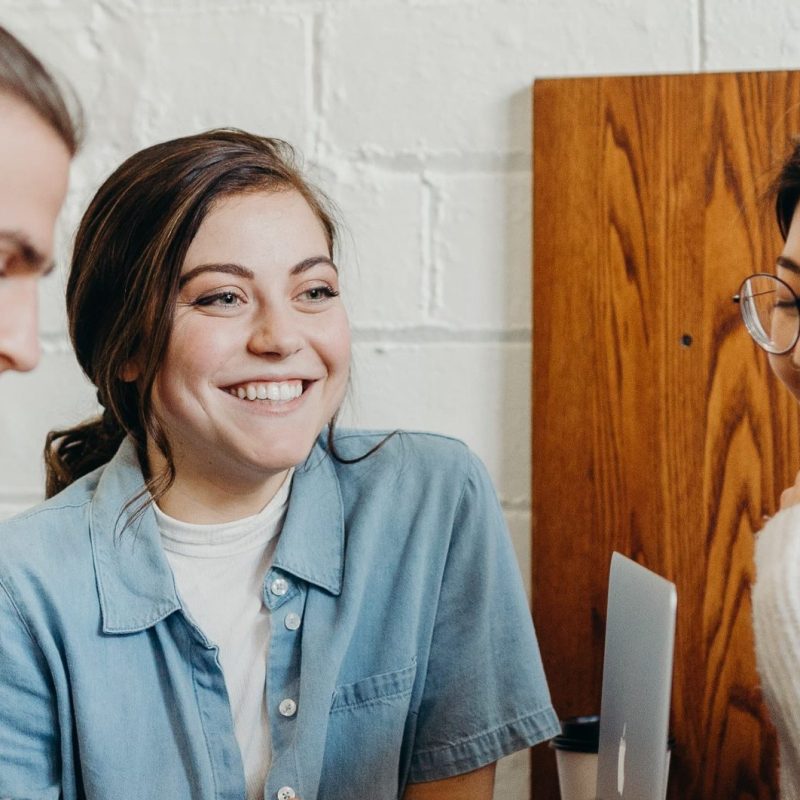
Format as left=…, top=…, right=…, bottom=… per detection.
left=735, top=141, right=800, bottom=799
left=0, top=26, right=80, bottom=377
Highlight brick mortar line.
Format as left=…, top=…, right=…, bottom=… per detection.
left=92, top=0, right=511, bottom=12
left=104, top=1, right=321, bottom=17
left=420, top=173, right=436, bottom=316
left=309, top=10, right=326, bottom=158
left=334, top=151, right=532, bottom=173
left=41, top=328, right=533, bottom=350
left=332, top=328, right=533, bottom=343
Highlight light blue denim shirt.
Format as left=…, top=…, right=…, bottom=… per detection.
left=0, top=429, right=559, bottom=800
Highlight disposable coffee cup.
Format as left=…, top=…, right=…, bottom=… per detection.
left=550, top=715, right=602, bottom=800
left=550, top=715, right=673, bottom=800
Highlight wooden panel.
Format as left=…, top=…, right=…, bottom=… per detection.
left=532, top=72, right=800, bottom=799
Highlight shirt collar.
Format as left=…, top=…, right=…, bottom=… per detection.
left=90, top=437, right=344, bottom=634
left=272, top=442, right=344, bottom=596
left=90, top=438, right=180, bottom=634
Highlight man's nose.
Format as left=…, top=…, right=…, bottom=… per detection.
left=0, top=279, right=41, bottom=374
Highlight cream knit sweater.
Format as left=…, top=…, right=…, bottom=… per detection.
left=753, top=504, right=800, bottom=800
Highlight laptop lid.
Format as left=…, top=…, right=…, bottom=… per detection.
left=596, top=552, right=677, bottom=800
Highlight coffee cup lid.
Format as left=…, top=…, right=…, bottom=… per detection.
left=549, top=715, right=600, bottom=753
left=549, top=715, right=676, bottom=753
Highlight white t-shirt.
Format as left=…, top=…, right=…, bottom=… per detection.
left=155, top=470, right=293, bottom=800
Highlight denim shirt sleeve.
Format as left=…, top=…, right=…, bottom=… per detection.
left=408, top=451, right=560, bottom=783
left=0, top=580, right=61, bottom=798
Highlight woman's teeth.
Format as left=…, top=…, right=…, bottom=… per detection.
left=228, top=381, right=303, bottom=402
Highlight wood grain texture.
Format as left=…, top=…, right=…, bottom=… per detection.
left=532, top=72, right=800, bottom=799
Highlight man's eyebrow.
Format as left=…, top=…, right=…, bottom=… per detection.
left=178, top=257, right=338, bottom=288
left=0, top=231, right=53, bottom=275
left=777, top=255, right=800, bottom=275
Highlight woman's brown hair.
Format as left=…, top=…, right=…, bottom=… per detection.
left=772, top=138, right=800, bottom=241
left=45, top=129, right=338, bottom=500
left=0, top=25, right=81, bottom=154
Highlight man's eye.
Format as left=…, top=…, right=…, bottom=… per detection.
left=0, top=251, right=14, bottom=277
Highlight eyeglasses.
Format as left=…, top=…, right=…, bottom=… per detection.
left=733, top=273, right=800, bottom=354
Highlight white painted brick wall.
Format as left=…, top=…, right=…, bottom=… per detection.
left=0, top=0, right=795, bottom=796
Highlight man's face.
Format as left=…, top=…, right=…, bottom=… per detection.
left=0, top=93, right=70, bottom=376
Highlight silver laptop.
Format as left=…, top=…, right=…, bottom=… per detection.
left=596, top=552, right=677, bottom=800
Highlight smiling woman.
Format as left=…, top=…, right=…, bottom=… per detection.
left=0, top=129, right=559, bottom=800
left=744, top=139, right=800, bottom=800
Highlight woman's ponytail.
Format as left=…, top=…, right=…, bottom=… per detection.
left=44, top=408, right=126, bottom=498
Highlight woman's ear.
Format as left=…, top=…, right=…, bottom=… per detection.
left=120, top=360, right=140, bottom=382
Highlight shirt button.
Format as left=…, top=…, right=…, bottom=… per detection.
left=284, top=612, right=301, bottom=631
left=279, top=698, right=297, bottom=717
left=277, top=788, right=296, bottom=800
left=270, top=577, right=289, bottom=596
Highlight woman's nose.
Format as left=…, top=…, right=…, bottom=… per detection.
left=0, top=279, right=40, bottom=374
left=247, top=309, right=304, bottom=358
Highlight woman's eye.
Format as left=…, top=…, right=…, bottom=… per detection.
left=299, top=285, right=339, bottom=302
left=774, top=298, right=799, bottom=315
left=194, top=290, right=244, bottom=308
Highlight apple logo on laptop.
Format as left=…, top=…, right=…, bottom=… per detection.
left=617, top=722, right=627, bottom=796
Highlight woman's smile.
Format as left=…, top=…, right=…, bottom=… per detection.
left=225, top=379, right=305, bottom=402
left=221, top=378, right=318, bottom=414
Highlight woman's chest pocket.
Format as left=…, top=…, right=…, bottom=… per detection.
left=319, top=659, right=418, bottom=800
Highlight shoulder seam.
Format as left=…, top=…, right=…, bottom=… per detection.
left=0, top=577, right=40, bottom=649
left=453, top=445, right=475, bottom=517
left=5, top=497, right=92, bottom=525
left=332, top=429, right=467, bottom=447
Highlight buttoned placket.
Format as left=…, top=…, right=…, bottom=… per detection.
left=263, top=568, right=306, bottom=800
left=82, top=437, right=347, bottom=798
left=179, top=612, right=247, bottom=800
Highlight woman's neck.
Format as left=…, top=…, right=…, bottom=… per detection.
left=146, top=440, right=291, bottom=524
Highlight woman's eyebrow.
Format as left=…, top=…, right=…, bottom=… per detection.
left=777, top=255, right=800, bottom=274
left=178, top=263, right=255, bottom=288
left=291, top=256, right=338, bottom=275
left=0, top=231, right=52, bottom=275
left=179, top=257, right=338, bottom=288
